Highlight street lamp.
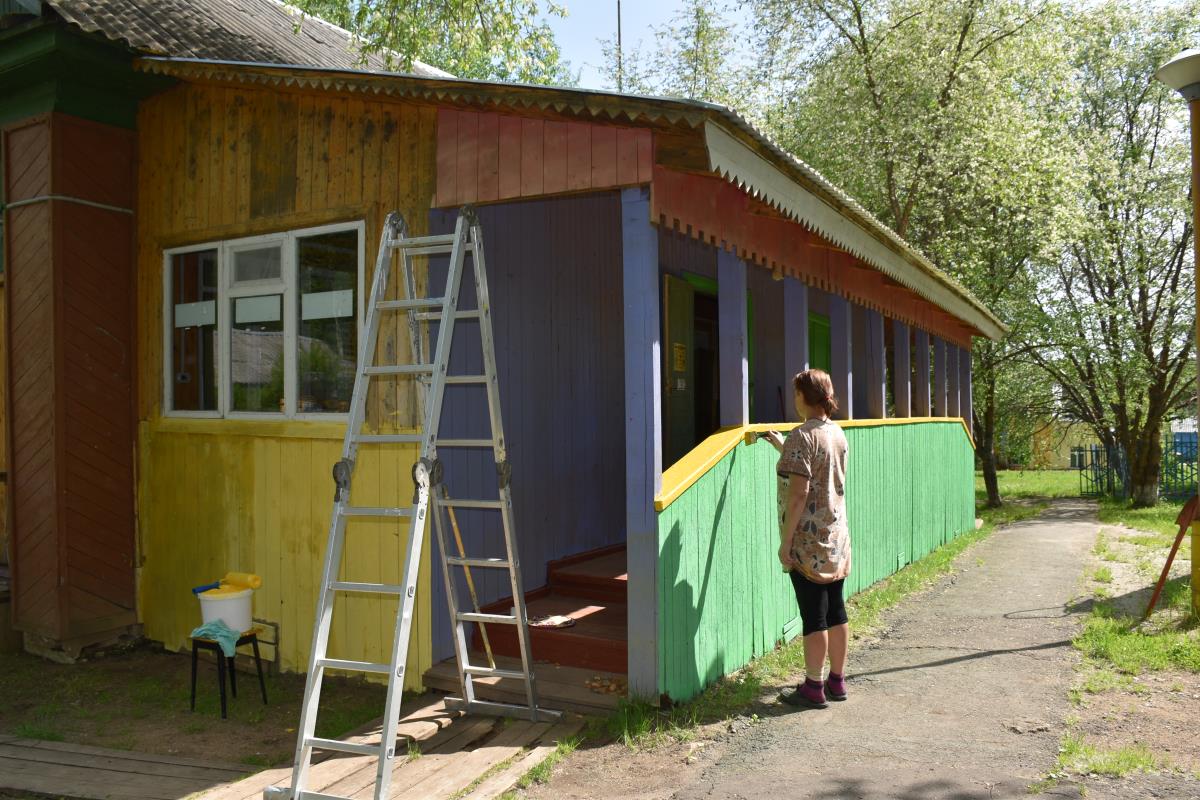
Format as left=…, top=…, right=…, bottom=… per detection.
left=1156, top=49, right=1200, bottom=616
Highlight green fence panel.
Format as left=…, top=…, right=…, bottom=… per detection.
left=656, top=421, right=974, bottom=702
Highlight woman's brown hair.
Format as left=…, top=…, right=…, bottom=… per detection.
left=794, top=369, right=839, bottom=417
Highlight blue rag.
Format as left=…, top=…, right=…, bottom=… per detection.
left=191, top=619, right=241, bottom=657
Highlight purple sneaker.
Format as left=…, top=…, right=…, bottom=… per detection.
left=826, top=672, right=847, bottom=701
left=781, top=678, right=828, bottom=709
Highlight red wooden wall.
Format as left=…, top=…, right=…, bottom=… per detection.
left=435, top=108, right=653, bottom=207
left=3, top=113, right=137, bottom=654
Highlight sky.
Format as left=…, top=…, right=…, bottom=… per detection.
left=546, top=0, right=689, bottom=89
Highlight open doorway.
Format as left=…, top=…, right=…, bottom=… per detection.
left=663, top=274, right=723, bottom=466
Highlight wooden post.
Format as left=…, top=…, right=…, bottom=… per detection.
left=933, top=337, right=947, bottom=417
left=621, top=187, right=661, bottom=699
left=718, top=248, right=748, bottom=427
left=893, top=320, right=911, bottom=418
left=865, top=308, right=886, bottom=419
left=961, top=345, right=973, bottom=432
left=783, top=278, right=809, bottom=422
left=829, top=294, right=853, bottom=419
left=947, top=344, right=961, bottom=419
left=914, top=329, right=930, bottom=416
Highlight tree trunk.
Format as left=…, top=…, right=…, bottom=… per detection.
left=976, top=395, right=1001, bottom=509
left=1126, top=425, right=1163, bottom=508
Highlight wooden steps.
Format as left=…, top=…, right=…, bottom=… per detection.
left=469, top=545, right=628, bottom=674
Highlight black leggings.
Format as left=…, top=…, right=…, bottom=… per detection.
left=790, top=572, right=848, bottom=636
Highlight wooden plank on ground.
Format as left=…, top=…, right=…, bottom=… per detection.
left=195, top=697, right=459, bottom=800
left=13, top=738, right=248, bottom=774
left=457, top=716, right=585, bottom=800
left=0, top=742, right=243, bottom=782
left=307, top=713, right=490, bottom=799
left=0, top=756, right=213, bottom=800
left=402, top=720, right=550, bottom=799
left=342, top=717, right=498, bottom=800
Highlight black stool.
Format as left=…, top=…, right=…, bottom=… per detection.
left=190, top=630, right=268, bottom=719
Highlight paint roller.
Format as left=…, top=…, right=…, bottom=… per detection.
left=190, top=571, right=263, bottom=594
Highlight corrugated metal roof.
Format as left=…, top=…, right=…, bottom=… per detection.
left=43, top=0, right=450, bottom=78
left=134, top=56, right=1006, bottom=340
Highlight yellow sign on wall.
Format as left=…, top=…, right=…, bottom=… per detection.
left=673, top=342, right=687, bottom=373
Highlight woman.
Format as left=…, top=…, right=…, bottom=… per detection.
left=760, top=368, right=851, bottom=709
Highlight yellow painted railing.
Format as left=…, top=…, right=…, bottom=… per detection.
left=655, top=417, right=974, bottom=512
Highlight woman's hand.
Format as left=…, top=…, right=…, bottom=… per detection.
left=778, top=538, right=796, bottom=571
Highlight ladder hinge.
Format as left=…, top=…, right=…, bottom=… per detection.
left=496, top=459, right=512, bottom=489
left=412, top=457, right=443, bottom=491
left=332, top=458, right=354, bottom=502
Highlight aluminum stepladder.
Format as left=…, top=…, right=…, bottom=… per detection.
left=268, top=208, right=558, bottom=800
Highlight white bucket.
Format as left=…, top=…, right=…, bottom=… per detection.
left=198, top=588, right=253, bottom=633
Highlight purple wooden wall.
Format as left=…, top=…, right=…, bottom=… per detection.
left=748, top=266, right=785, bottom=423
left=428, top=193, right=626, bottom=660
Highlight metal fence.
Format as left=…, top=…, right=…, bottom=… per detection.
left=1072, top=432, right=1197, bottom=500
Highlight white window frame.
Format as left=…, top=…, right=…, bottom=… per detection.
left=163, top=220, right=366, bottom=421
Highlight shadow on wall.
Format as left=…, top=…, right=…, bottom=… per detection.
left=659, top=470, right=731, bottom=698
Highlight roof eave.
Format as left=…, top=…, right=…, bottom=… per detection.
left=131, top=56, right=1007, bottom=341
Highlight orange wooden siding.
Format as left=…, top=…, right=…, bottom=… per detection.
left=651, top=166, right=975, bottom=348
left=435, top=109, right=653, bottom=207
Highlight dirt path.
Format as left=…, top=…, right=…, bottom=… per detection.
left=528, top=499, right=1196, bottom=799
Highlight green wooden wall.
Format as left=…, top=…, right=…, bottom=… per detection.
left=655, top=420, right=975, bottom=701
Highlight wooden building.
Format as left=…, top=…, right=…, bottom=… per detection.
left=0, top=0, right=1003, bottom=700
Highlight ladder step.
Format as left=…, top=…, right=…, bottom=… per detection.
left=414, top=310, right=482, bottom=322
left=440, top=499, right=503, bottom=510
left=463, top=665, right=527, bottom=679
left=364, top=365, right=435, bottom=376
left=444, top=375, right=489, bottom=384
left=353, top=433, right=423, bottom=444
left=341, top=506, right=413, bottom=518
left=318, top=658, right=392, bottom=675
left=296, top=792, right=357, bottom=800
left=375, top=297, right=444, bottom=311
left=389, top=233, right=457, bottom=247
left=444, top=697, right=562, bottom=722
left=446, top=556, right=511, bottom=569
left=398, top=242, right=474, bottom=257
left=331, top=581, right=407, bottom=594
left=458, top=612, right=519, bottom=625
left=304, top=738, right=379, bottom=756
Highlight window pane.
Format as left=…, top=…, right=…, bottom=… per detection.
left=170, top=250, right=218, bottom=411
left=297, top=230, right=357, bottom=413
left=231, top=294, right=284, bottom=413
left=233, top=246, right=281, bottom=283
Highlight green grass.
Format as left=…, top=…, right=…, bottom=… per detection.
left=1079, top=667, right=1145, bottom=695
left=1057, top=733, right=1162, bottom=777
left=13, top=723, right=65, bottom=742
left=975, top=469, right=1078, bottom=504
left=1091, top=566, right=1113, bottom=584
left=1075, top=601, right=1200, bottom=674
left=517, top=736, right=580, bottom=788
left=1098, top=496, right=1186, bottom=538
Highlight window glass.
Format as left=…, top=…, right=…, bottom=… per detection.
left=170, top=249, right=218, bottom=411
left=233, top=246, right=281, bottom=283
left=231, top=294, right=284, bottom=413
left=297, top=230, right=358, bottom=413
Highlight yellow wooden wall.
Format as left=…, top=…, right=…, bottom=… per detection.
left=135, top=80, right=439, bottom=688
